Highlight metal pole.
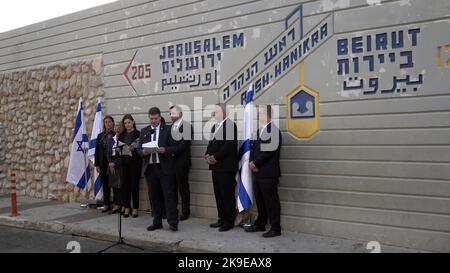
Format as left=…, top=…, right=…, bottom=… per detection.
left=80, top=146, right=90, bottom=208
left=10, top=171, right=19, bottom=217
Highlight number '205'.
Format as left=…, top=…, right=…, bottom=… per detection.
left=132, top=64, right=151, bottom=80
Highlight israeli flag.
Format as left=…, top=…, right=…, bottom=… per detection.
left=66, top=97, right=91, bottom=189
left=237, top=87, right=255, bottom=212
left=87, top=97, right=104, bottom=200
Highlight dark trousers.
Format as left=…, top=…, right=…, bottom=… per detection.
left=253, top=177, right=281, bottom=232
left=99, top=167, right=110, bottom=206
left=212, top=171, right=236, bottom=227
left=100, top=167, right=120, bottom=207
left=175, top=166, right=190, bottom=216
left=145, top=164, right=178, bottom=226
left=119, top=160, right=141, bottom=209
left=112, top=188, right=119, bottom=204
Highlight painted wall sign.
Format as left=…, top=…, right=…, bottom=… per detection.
left=334, top=20, right=450, bottom=99
left=226, top=6, right=333, bottom=105
left=337, top=27, right=423, bottom=96
left=122, top=3, right=450, bottom=141
left=123, top=30, right=249, bottom=96
left=286, top=62, right=320, bottom=140
left=159, top=33, right=244, bottom=91
left=437, top=44, right=450, bottom=67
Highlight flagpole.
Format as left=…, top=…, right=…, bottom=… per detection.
left=88, top=97, right=104, bottom=204
left=67, top=97, right=92, bottom=208
left=238, top=87, right=255, bottom=227
left=81, top=145, right=90, bottom=208
left=80, top=98, right=91, bottom=208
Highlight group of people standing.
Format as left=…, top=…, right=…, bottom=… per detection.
left=94, top=103, right=282, bottom=238
left=205, top=103, right=282, bottom=238
left=94, top=106, right=191, bottom=229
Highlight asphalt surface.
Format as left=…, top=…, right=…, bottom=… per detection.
left=0, top=225, right=167, bottom=253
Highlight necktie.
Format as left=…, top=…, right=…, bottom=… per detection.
left=151, top=128, right=157, bottom=164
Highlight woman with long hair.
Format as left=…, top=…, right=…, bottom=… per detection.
left=94, top=115, right=115, bottom=213
left=107, top=120, right=124, bottom=214
left=117, top=114, right=142, bottom=218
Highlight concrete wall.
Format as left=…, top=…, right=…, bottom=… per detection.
left=0, top=0, right=449, bottom=252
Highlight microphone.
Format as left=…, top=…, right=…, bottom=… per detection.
left=139, top=127, right=154, bottom=144
left=133, top=127, right=155, bottom=152
left=145, top=128, right=155, bottom=139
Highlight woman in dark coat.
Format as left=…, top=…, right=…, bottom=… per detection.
left=117, top=114, right=142, bottom=218
left=106, top=120, right=124, bottom=214
left=94, top=115, right=115, bottom=213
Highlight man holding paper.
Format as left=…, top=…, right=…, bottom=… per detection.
left=138, top=107, right=179, bottom=231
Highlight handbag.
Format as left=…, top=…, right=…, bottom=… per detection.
left=108, top=167, right=121, bottom=189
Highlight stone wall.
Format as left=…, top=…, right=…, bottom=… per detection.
left=0, top=58, right=103, bottom=202
left=0, top=123, right=5, bottom=192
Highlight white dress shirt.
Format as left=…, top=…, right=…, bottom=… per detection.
left=112, top=135, right=118, bottom=156
left=213, top=117, right=228, bottom=137
left=150, top=123, right=161, bottom=164
left=260, top=121, right=272, bottom=138
left=173, top=118, right=183, bottom=131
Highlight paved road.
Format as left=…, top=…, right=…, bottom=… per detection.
left=0, top=226, right=167, bottom=253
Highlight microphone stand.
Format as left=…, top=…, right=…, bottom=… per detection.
left=98, top=142, right=144, bottom=253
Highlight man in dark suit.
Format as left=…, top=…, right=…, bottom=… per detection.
left=138, top=107, right=179, bottom=231
left=245, top=105, right=282, bottom=238
left=205, top=103, right=238, bottom=232
left=169, top=105, right=192, bottom=221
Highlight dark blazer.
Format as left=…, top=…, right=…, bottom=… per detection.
left=106, top=134, right=118, bottom=166
left=205, top=118, right=238, bottom=172
left=117, top=129, right=142, bottom=166
left=171, top=120, right=192, bottom=169
left=106, top=134, right=121, bottom=188
left=94, top=131, right=114, bottom=168
left=250, top=122, right=282, bottom=179
left=138, top=123, right=178, bottom=175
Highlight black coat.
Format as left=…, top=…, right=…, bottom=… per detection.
left=138, top=123, right=178, bottom=175
left=108, top=135, right=122, bottom=168
left=94, top=131, right=115, bottom=169
left=250, top=122, right=282, bottom=179
left=117, top=129, right=142, bottom=166
left=171, top=120, right=192, bottom=169
left=105, top=134, right=117, bottom=165
left=205, top=118, right=238, bottom=173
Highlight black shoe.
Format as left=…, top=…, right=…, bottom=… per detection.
left=218, top=225, right=233, bottom=232
left=101, top=206, right=110, bottom=213
left=262, top=230, right=281, bottom=238
left=210, top=221, right=223, bottom=228
left=244, top=225, right=266, bottom=232
left=169, top=225, right=178, bottom=231
left=123, top=213, right=130, bottom=218
left=110, top=208, right=120, bottom=214
left=146, top=224, right=163, bottom=231
left=132, top=209, right=138, bottom=218
left=180, top=214, right=190, bottom=221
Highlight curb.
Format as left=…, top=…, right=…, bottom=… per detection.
left=0, top=216, right=208, bottom=253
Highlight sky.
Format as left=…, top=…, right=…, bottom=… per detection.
left=0, top=0, right=117, bottom=34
